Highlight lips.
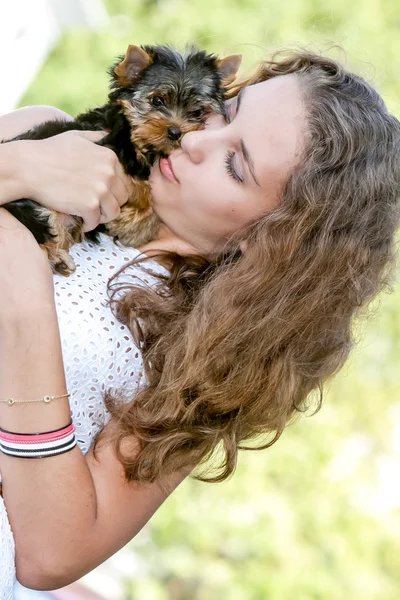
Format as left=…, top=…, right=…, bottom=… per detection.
left=159, top=156, right=179, bottom=183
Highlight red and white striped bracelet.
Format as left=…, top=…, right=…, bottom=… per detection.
left=0, top=421, right=77, bottom=459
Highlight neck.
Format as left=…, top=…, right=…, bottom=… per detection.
left=137, top=224, right=201, bottom=257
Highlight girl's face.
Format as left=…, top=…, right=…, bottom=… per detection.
left=148, top=74, right=306, bottom=255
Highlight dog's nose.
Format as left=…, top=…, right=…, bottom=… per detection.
left=167, top=127, right=181, bottom=141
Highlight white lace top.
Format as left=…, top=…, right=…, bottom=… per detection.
left=0, top=234, right=168, bottom=599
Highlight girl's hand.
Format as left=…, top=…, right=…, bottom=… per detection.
left=0, top=208, right=55, bottom=326
left=17, top=130, right=135, bottom=232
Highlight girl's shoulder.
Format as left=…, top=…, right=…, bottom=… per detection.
left=67, top=233, right=169, bottom=283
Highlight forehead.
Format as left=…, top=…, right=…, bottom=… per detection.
left=244, top=75, right=304, bottom=136
left=242, top=75, right=305, bottom=199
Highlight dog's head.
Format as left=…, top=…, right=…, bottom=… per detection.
left=108, top=45, right=242, bottom=159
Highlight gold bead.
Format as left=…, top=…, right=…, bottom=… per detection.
left=7, top=399, right=15, bottom=405
left=43, top=395, right=51, bottom=403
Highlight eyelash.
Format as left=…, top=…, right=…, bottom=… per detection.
left=225, top=150, right=242, bottom=182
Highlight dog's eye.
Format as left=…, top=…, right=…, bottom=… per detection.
left=190, top=109, right=203, bottom=119
left=151, top=96, right=165, bottom=108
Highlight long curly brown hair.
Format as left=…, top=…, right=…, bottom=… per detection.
left=94, top=50, right=400, bottom=487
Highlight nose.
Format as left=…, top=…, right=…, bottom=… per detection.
left=167, top=127, right=181, bottom=141
left=180, top=111, right=227, bottom=163
left=180, top=127, right=221, bottom=164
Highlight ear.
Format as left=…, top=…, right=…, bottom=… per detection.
left=239, top=240, right=248, bottom=254
left=113, top=45, right=152, bottom=87
left=216, top=54, right=242, bottom=86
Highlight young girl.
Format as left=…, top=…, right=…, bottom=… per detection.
left=0, top=50, right=399, bottom=598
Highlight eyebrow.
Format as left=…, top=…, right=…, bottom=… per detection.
left=236, top=88, right=261, bottom=188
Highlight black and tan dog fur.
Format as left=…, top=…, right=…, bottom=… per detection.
left=2, top=45, right=241, bottom=274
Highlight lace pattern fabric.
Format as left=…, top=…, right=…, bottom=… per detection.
left=0, top=498, right=14, bottom=600
left=0, top=235, right=167, bottom=598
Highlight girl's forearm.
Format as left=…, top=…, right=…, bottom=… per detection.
left=0, top=105, right=74, bottom=206
left=0, top=309, right=98, bottom=586
left=0, top=106, right=73, bottom=142
left=0, top=141, right=30, bottom=205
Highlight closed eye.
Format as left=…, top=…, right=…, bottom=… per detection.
left=224, top=89, right=260, bottom=187
left=225, top=150, right=243, bottom=183
left=224, top=93, right=243, bottom=183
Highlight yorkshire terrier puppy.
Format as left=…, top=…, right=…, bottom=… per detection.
left=2, top=45, right=241, bottom=274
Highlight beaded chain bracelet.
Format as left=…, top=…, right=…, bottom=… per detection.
left=0, top=392, right=70, bottom=406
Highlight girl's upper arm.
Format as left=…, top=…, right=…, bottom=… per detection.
left=22, top=424, right=189, bottom=590
left=85, top=435, right=187, bottom=578
left=0, top=106, right=73, bottom=141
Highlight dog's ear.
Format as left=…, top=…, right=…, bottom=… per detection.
left=113, top=45, right=152, bottom=87
left=216, top=54, right=242, bottom=86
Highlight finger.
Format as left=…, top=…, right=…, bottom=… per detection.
left=110, top=175, right=131, bottom=209
left=98, top=196, right=121, bottom=224
left=113, top=162, right=135, bottom=206
left=82, top=208, right=101, bottom=232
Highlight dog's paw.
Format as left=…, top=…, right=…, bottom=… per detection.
left=52, top=250, right=76, bottom=276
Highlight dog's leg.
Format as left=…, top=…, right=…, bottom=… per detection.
left=36, top=208, right=84, bottom=276
left=105, top=179, right=160, bottom=247
left=41, top=242, right=77, bottom=276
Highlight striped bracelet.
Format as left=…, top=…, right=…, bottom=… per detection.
left=0, top=421, right=77, bottom=459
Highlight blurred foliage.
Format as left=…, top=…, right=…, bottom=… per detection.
left=21, top=0, right=400, bottom=116
left=20, top=0, right=400, bottom=598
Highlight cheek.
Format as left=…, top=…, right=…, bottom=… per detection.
left=196, top=180, right=247, bottom=228
left=189, top=172, right=232, bottom=215
left=207, top=183, right=263, bottom=230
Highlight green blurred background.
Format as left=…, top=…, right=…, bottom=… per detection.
left=21, top=1, right=400, bottom=598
